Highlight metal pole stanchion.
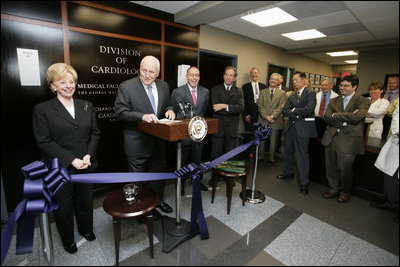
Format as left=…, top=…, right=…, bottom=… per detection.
left=241, top=138, right=265, bottom=204
left=39, top=213, right=54, bottom=265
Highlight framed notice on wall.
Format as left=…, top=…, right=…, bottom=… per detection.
left=315, top=74, right=320, bottom=85
left=309, top=73, right=315, bottom=84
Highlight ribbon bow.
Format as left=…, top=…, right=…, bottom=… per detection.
left=175, top=163, right=210, bottom=239
left=1, top=158, right=71, bottom=264
left=253, top=123, right=273, bottom=146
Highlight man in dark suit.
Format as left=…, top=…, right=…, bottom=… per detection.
left=209, top=66, right=244, bottom=185
left=277, top=72, right=317, bottom=195
left=115, top=55, right=175, bottom=213
left=242, top=67, right=266, bottom=132
left=171, top=66, right=209, bottom=194
left=211, top=66, right=244, bottom=158
left=322, top=74, right=370, bottom=203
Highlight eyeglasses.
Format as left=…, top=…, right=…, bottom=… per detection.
left=187, top=73, right=200, bottom=77
left=55, top=81, right=75, bottom=87
left=140, top=68, right=157, bottom=76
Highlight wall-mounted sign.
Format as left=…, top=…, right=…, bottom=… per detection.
left=16, top=48, right=41, bottom=86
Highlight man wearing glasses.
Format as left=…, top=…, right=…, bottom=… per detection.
left=115, top=55, right=175, bottom=214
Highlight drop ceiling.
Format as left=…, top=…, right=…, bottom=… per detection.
left=131, top=1, right=399, bottom=66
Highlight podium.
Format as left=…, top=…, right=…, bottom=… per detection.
left=138, top=118, right=218, bottom=252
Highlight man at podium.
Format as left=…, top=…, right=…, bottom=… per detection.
left=115, top=55, right=175, bottom=213
left=171, top=66, right=210, bottom=194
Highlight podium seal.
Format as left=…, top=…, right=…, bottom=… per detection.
left=188, top=116, right=208, bottom=142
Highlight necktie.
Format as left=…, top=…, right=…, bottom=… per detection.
left=191, top=88, right=197, bottom=106
left=387, top=91, right=393, bottom=102
left=255, top=83, right=259, bottom=103
left=343, top=96, right=349, bottom=110
left=270, top=89, right=274, bottom=100
left=147, top=85, right=156, bottom=114
left=297, top=91, right=300, bottom=103
left=318, top=93, right=326, bottom=116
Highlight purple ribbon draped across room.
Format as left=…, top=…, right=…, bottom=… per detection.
left=1, top=123, right=272, bottom=264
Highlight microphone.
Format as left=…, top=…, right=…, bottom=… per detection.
left=186, top=102, right=194, bottom=118
left=177, top=101, right=186, bottom=117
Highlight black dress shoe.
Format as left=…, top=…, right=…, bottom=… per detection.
left=63, top=242, right=78, bottom=254
left=81, top=232, right=96, bottom=241
left=300, top=184, right=309, bottom=195
left=157, top=201, right=173, bottom=213
left=370, top=201, right=395, bottom=211
left=277, top=173, right=294, bottom=179
left=200, top=182, right=208, bottom=191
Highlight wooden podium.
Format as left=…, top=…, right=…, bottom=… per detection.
left=139, top=118, right=218, bottom=141
left=138, top=117, right=218, bottom=252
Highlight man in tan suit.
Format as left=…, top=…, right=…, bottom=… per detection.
left=322, top=74, right=370, bottom=203
left=258, top=73, right=287, bottom=163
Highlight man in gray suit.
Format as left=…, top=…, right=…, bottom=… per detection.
left=277, top=72, right=317, bottom=195
left=171, top=66, right=209, bottom=194
left=258, top=73, right=287, bottom=163
left=322, top=74, right=370, bottom=203
left=115, top=55, right=175, bottom=213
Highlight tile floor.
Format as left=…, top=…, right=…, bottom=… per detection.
left=2, top=157, right=399, bottom=266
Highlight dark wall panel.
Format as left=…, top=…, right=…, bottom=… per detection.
left=1, top=1, right=62, bottom=23
left=164, top=46, right=198, bottom=92
left=1, top=20, right=64, bottom=211
left=67, top=2, right=162, bottom=41
left=165, top=25, right=198, bottom=48
left=69, top=30, right=161, bottom=173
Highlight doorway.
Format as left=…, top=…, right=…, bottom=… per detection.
left=267, top=63, right=294, bottom=89
left=198, top=49, right=237, bottom=161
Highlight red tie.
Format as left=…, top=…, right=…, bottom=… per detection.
left=191, top=89, right=197, bottom=106
left=319, top=93, right=326, bottom=116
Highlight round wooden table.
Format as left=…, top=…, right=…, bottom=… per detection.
left=103, top=186, right=159, bottom=265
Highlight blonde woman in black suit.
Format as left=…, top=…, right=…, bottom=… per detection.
left=33, top=63, right=100, bottom=254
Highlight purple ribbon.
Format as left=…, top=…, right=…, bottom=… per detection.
left=1, top=124, right=271, bottom=264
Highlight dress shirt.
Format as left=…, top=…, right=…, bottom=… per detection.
left=384, top=88, right=399, bottom=103
left=142, top=81, right=158, bottom=112
left=224, top=83, right=231, bottom=111
left=188, top=84, right=197, bottom=100
left=251, top=81, right=259, bottom=103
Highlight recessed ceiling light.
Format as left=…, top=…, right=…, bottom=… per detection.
left=241, top=7, right=297, bottom=27
left=326, top=51, right=358, bottom=57
left=281, top=29, right=326, bottom=41
left=345, top=60, right=358, bottom=64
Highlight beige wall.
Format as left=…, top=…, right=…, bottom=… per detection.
left=356, top=48, right=399, bottom=95
left=199, top=25, right=334, bottom=87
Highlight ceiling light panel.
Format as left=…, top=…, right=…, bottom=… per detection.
left=326, top=51, right=358, bottom=57
left=241, top=7, right=297, bottom=27
left=345, top=60, right=358, bottom=64
left=282, top=29, right=326, bottom=41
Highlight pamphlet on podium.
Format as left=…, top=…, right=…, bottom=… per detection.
left=158, top=118, right=183, bottom=124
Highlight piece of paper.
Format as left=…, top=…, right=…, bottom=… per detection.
left=177, top=64, right=190, bottom=87
left=158, top=118, right=183, bottom=124
left=16, top=48, right=41, bottom=86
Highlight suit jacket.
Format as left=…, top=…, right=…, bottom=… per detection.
left=283, top=88, right=317, bottom=138
left=322, top=94, right=371, bottom=154
left=242, top=82, right=266, bottom=123
left=258, top=88, right=287, bottom=130
left=32, top=97, right=100, bottom=168
left=211, top=83, right=244, bottom=138
left=314, top=90, right=339, bottom=116
left=115, top=76, right=172, bottom=158
left=171, top=84, right=209, bottom=119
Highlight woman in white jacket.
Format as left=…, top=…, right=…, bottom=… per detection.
left=366, top=82, right=390, bottom=138
left=373, top=105, right=398, bottom=222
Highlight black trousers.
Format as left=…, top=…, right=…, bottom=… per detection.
left=126, top=139, right=167, bottom=200
left=54, top=180, right=93, bottom=246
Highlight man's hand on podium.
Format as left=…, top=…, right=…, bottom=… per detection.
left=142, top=114, right=159, bottom=123
left=165, top=110, right=176, bottom=120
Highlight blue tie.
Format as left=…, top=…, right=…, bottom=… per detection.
left=147, top=85, right=156, bottom=114
left=343, top=96, right=349, bottom=110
